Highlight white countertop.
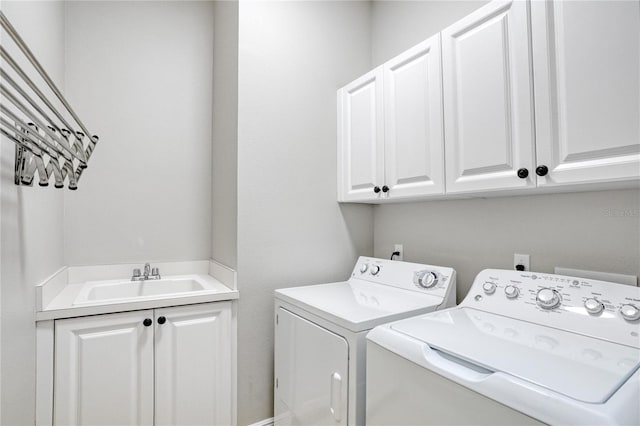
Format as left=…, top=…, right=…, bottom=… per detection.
left=36, top=260, right=238, bottom=321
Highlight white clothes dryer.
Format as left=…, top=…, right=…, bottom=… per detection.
left=367, top=269, right=640, bottom=425
left=274, top=256, right=456, bottom=426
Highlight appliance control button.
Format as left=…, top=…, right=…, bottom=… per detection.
left=620, top=304, right=640, bottom=321
left=370, top=265, right=380, bottom=276
left=417, top=271, right=438, bottom=289
left=504, top=285, right=519, bottom=299
left=360, top=264, right=368, bottom=274
left=536, top=288, right=561, bottom=309
left=482, top=282, right=496, bottom=295
left=584, top=298, right=604, bottom=315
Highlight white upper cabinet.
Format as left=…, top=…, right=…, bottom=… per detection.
left=442, top=0, right=536, bottom=194
left=337, top=68, right=384, bottom=202
left=384, top=34, right=445, bottom=198
left=337, top=0, right=639, bottom=203
left=531, top=0, right=640, bottom=186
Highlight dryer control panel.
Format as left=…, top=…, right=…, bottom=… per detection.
left=462, top=269, right=640, bottom=348
left=351, top=256, right=456, bottom=301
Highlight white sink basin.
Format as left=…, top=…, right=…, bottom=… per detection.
left=73, top=275, right=218, bottom=306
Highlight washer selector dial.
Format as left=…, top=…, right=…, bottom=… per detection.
left=504, top=285, right=519, bottom=299
left=620, top=304, right=640, bottom=321
left=584, top=298, right=604, bottom=315
left=370, top=265, right=381, bottom=276
left=415, top=271, right=438, bottom=289
left=536, top=288, right=561, bottom=310
left=482, top=282, right=497, bottom=295
left=360, top=264, right=368, bottom=274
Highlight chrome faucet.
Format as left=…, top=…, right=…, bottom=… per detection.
left=131, top=263, right=161, bottom=281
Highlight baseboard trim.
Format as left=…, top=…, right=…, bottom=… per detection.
left=248, top=417, right=274, bottom=426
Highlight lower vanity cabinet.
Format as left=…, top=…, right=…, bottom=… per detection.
left=53, top=302, right=232, bottom=426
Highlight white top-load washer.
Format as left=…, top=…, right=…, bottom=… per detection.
left=274, top=256, right=456, bottom=426
left=367, top=269, right=640, bottom=425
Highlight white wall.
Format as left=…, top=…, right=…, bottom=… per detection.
left=370, top=1, right=640, bottom=300
left=63, top=1, right=214, bottom=265
left=0, top=2, right=66, bottom=424
left=212, top=0, right=239, bottom=270
left=371, top=0, right=488, bottom=66
left=236, top=1, right=374, bottom=423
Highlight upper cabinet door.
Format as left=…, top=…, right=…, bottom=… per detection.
left=532, top=0, right=640, bottom=186
left=155, top=302, right=232, bottom=426
left=442, top=0, right=536, bottom=194
left=337, top=68, right=384, bottom=201
left=384, top=34, right=445, bottom=198
left=54, top=310, right=155, bottom=426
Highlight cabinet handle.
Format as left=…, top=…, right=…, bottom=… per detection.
left=157, top=316, right=166, bottom=325
left=373, top=186, right=381, bottom=194
left=382, top=185, right=389, bottom=193
left=143, top=318, right=152, bottom=327
left=536, top=165, right=549, bottom=176
left=517, top=168, right=529, bottom=179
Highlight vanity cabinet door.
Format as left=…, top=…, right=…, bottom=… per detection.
left=531, top=0, right=640, bottom=186
left=337, top=68, right=385, bottom=202
left=383, top=34, right=445, bottom=199
left=442, top=0, right=536, bottom=194
left=154, top=302, right=232, bottom=426
left=54, top=310, right=154, bottom=426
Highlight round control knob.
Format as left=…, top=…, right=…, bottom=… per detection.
left=157, top=316, right=166, bottom=325
left=620, top=304, right=640, bottom=321
left=517, top=168, right=529, bottom=179
left=536, top=165, right=549, bottom=177
left=417, top=271, right=438, bottom=289
left=504, top=285, right=519, bottom=299
left=482, top=282, right=497, bottom=295
left=143, top=318, right=152, bottom=327
left=536, top=288, right=561, bottom=309
left=373, top=186, right=381, bottom=194
left=360, top=264, right=368, bottom=274
left=382, top=185, right=389, bottom=193
left=370, top=265, right=380, bottom=276
left=584, top=298, right=604, bottom=315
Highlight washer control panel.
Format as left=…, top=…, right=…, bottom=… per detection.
left=462, top=269, right=640, bottom=347
left=352, top=256, right=456, bottom=300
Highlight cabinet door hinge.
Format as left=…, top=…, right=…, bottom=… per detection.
left=276, top=378, right=279, bottom=388
left=276, top=315, right=279, bottom=325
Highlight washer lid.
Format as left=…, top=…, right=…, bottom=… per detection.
left=275, top=280, right=444, bottom=332
left=390, top=307, right=640, bottom=403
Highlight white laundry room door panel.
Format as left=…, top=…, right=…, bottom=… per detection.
left=54, top=310, right=154, bottom=426
left=442, top=0, right=536, bottom=194
left=274, top=308, right=349, bottom=426
left=154, top=302, right=232, bottom=426
left=532, top=0, right=640, bottom=186
left=337, top=68, right=384, bottom=201
left=384, top=34, right=445, bottom=198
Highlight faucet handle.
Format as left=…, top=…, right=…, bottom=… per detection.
left=132, top=268, right=141, bottom=277
left=151, top=267, right=159, bottom=276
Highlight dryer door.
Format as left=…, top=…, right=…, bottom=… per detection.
left=275, top=308, right=349, bottom=426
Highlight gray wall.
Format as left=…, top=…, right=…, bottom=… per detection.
left=236, top=1, right=374, bottom=423
left=63, top=1, right=214, bottom=265
left=0, top=2, right=66, bottom=424
left=371, top=0, right=488, bottom=66
left=374, top=190, right=640, bottom=301
left=370, top=0, right=640, bottom=301
left=212, top=0, right=239, bottom=270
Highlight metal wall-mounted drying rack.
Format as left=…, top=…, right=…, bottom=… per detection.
left=0, top=11, right=99, bottom=190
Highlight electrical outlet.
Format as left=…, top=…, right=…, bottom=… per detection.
left=514, top=253, right=530, bottom=271
left=394, top=244, right=404, bottom=261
